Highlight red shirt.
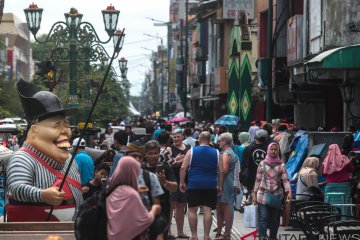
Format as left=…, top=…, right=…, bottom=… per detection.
left=323, top=162, right=355, bottom=183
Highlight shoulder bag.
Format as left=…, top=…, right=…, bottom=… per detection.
left=263, top=163, right=283, bottom=209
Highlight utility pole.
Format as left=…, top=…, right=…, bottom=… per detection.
left=183, top=0, right=188, bottom=118
left=266, top=0, right=273, bottom=122
left=152, top=20, right=172, bottom=115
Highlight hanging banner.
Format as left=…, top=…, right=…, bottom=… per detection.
left=227, top=17, right=252, bottom=129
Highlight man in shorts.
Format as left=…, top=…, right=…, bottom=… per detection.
left=180, top=131, right=223, bottom=240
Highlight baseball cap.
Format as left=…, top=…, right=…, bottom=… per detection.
left=72, top=137, right=86, bottom=147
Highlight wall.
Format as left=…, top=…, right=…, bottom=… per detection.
left=309, top=0, right=360, bottom=54
left=324, top=0, right=360, bottom=48
left=294, top=102, right=325, bottom=130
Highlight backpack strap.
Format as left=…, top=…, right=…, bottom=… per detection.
left=142, top=169, right=152, bottom=206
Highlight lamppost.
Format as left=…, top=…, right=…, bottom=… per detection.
left=24, top=3, right=125, bottom=124
left=144, top=33, right=164, bottom=117
left=119, top=57, right=129, bottom=97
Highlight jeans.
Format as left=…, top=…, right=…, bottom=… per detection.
left=258, top=203, right=281, bottom=240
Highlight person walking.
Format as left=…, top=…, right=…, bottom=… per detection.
left=167, top=128, right=191, bottom=239
left=252, top=142, right=291, bottom=240
left=106, top=156, right=160, bottom=240
left=143, top=140, right=178, bottom=240
left=73, top=138, right=94, bottom=186
left=180, top=131, right=223, bottom=240
left=215, top=133, right=238, bottom=240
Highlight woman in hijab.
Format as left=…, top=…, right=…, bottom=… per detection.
left=106, top=156, right=161, bottom=240
left=234, top=132, right=251, bottom=167
left=322, top=144, right=354, bottom=207
left=252, top=142, right=291, bottom=240
left=296, top=157, right=321, bottom=200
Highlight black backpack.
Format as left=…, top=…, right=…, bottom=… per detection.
left=75, top=185, right=114, bottom=240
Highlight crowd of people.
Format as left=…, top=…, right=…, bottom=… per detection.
left=6, top=80, right=359, bottom=240
left=79, top=118, right=359, bottom=240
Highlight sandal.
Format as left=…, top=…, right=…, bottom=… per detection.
left=214, top=234, right=223, bottom=240
left=176, top=235, right=190, bottom=239
left=168, top=233, right=176, bottom=239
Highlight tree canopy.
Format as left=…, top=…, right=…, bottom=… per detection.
left=30, top=34, right=129, bottom=124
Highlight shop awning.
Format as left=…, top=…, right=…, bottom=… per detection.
left=306, top=44, right=360, bottom=70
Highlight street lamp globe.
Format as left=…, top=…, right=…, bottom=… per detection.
left=102, top=5, right=120, bottom=37
left=24, top=3, right=43, bottom=35
left=118, top=57, right=128, bottom=73
left=64, top=8, right=83, bottom=28
left=113, top=29, right=125, bottom=53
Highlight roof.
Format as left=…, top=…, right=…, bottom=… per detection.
left=306, top=44, right=360, bottom=70
left=0, top=13, right=30, bottom=47
left=129, top=102, right=141, bottom=116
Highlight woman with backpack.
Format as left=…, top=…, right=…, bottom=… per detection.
left=106, top=156, right=161, bottom=240
left=296, top=157, right=323, bottom=201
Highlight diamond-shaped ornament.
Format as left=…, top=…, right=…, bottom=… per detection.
left=240, top=91, right=251, bottom=120
left=228, top=91, right=238, bottom=115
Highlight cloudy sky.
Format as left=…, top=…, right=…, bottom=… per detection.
left=4, top=0, right=169, bottom=96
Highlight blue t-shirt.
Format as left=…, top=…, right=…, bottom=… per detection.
left=75, top=150, right=94, bottom=185
left=109, top=150, right=124, bottom=177
left=233, top=145, right=245, bottom=167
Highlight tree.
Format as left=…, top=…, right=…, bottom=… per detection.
left=0, top=80, right=24, bottom=118
left=31, top=36, right=129, bottom=123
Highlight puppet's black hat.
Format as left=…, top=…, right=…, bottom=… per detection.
left=16, top=79, right=77, bottom=122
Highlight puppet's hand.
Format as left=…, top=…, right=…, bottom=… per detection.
left=41, top=187, right=65, bottom=206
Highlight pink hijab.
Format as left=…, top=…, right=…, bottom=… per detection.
left=264, top=142, right=283, bottom=165
left=106, top=156, right=154, bottom=240
left=322, top=144, right=351, bottom=175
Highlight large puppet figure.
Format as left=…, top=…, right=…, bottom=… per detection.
left=6, top=79, right=83, bottom=222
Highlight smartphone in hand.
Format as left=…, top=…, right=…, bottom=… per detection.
left=156, top=164, right=165, bottom=174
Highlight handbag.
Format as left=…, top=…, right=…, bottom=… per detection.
left=263, top=164, right=283, bottom=209
left=149, top=214, right=168, bottom=234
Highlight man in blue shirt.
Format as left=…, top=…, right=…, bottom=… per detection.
left=73, top=137, right=94, bottom=185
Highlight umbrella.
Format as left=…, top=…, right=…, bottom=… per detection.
left=167, top=117, right=190, bottom=124
left=214, top=115, right=239, bottom=125
left=174, top=112, right=192, bottom=118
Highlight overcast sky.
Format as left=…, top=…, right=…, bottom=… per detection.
left=4, top=0, right=169, bottom=96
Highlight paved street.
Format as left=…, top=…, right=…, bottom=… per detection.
left=170, top=208, right=303, bottom=240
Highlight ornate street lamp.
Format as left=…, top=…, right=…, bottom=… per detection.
left=64, top=7, right=83, bottom=28
left=341, top=83, right=360, bottom=119
left=24, top=3, right=43, bottom=35
left=119, top=57, right=128, bottom=74
left=24, top=3, right=124, bottom=124
left=102, top=4, right=120, bottom=37
left=113, top=29, right=125, bottom=53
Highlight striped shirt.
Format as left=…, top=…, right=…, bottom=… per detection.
left=253, top=160, right=290, bottom=205
left=7, top=143, right=83, bottom=208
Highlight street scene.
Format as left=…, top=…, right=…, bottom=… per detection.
left=0, top=0, right=360, bottom=239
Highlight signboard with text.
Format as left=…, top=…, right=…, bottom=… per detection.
left=223, top=0, right=255, bottom=20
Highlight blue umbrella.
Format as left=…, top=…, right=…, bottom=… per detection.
left=214, top=115, right=239, bottom=125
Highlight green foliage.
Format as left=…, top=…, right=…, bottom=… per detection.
left=31, top=37, right=129, bottom=123
left=0, top=80, right=24, bottom=118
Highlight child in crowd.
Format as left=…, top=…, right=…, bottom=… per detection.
left=82, top=163, right=110, bottom=200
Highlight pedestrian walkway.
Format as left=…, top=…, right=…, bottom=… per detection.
left=170, top=208, right=303, bottom=240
